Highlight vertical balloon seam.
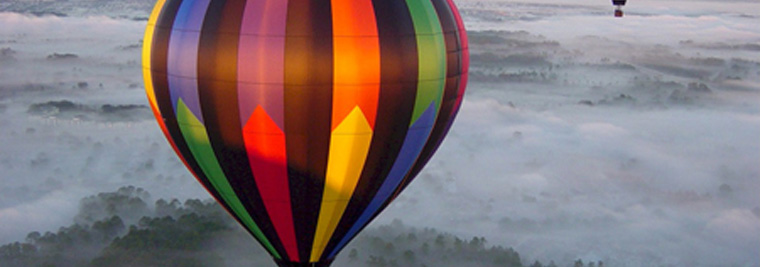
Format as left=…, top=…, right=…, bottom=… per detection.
left=242, top=107, right=297, bottom=260
left=144, top=1, right=218, bottom=221
left=392, top=0, right=463, bottom=196
left=164, top=0, right=211, bottom=195
left=311, top=108, right=374, bottom=261
left=175, top=99, right=279, bottom=256
left=283, top=0, right=334, bottom=262
left=148, top=0, right=205, bottom=219
left=143, top=0, right=178, bottom=158
left=148, top=0, right=222, bottom=220
left=448, top=0, right=468, bottom=119
left=327, top=103, right=438, bottom=258
left=355, top=0, right=448, bottom=217
left=309, top=0, right=381, bottom=261
left=324, top=0, right=446, bottom=259
left=167, top=0, right=209, bottom=125
left=238, top=0, right=299, bottom=262
left=433, top=0, right=470, bottom=153
left=407, top=0, right=447, bottom=126
left=146, top=0, right=274, bottom=259
left=195, top=0, right=283, bottom=258
left=323, top=0, right=421, bottom=259
left=436, top=0, right=468, bottom=161
left=376, top=0, right=446, bottom=214
left=173, top=3, right=289, bottom=259
left=142, top=0, right=166, bottom=116
left=147, top=0, right=288, bottom=261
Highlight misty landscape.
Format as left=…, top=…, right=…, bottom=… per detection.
left=1, top=0, right=759, bottom=266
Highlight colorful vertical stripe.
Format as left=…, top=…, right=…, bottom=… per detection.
left=143, top=0, right=468, bottom=265
left=237, top=0, right=299, bottom=261
left=396, top=0, right=469, bottom=195
left=310, top=0, right=381, bottom=262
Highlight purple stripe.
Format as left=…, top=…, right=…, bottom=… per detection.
left=167, top=0, right=211, bottom=122
left=237, top=0, right=289, bottom=129
left=327, top=103, right=438, bottom=259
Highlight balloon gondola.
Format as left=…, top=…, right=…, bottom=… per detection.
left=142, top=0, right=468, bottom=266
left=612, top=0, right=627, bottom=17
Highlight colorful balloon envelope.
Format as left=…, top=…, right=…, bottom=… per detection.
left=142, top=0, right=468, bottom=266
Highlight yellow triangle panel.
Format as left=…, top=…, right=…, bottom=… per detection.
left=310, top=106, right=373, bottom=261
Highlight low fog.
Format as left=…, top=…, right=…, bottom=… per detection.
left=1, top=0, right=758, bottom=266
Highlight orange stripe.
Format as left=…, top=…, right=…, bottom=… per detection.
left=331, top=0, right=380, bottom=130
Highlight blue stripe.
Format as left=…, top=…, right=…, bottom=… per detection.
left=327, top=103, right=438, bottom=258
left=167, top=0, right=210, bottom=122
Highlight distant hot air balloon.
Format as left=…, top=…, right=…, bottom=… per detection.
left=142, top=0, right=468, bottom=266
left=612, top=0, right=627, bottom=17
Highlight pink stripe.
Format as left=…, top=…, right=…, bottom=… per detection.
left=237, top=0, right=298, bottom=261
left=237, top=0, right=288, bottom=130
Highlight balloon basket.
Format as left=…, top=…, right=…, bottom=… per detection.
left=274, top=258, right=334, bottom=267
left=614, top=6, right=624, bottom=17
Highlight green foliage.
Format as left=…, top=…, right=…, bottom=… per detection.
left=402, top=250, right=415, bottom=262
left=108, top=214, right=228, bottom=251
left=91, top=201, right=230, bottom=266
left=348, top=248, right=358, bottom=261
left=1, top=187, right=608, bottom=267
left=352, top=220, right=523, bottom=267
left=0, top=242, right=37, bottom=267
left=0, top=216, right=124, bottom=267
left=91, top=216, right=126, bottom=242
left=0, top=187, right=233, bottom=267
left=75, top=186, right=151, bottom=225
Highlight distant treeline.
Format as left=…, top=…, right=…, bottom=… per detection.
left=0, top=186, right=601, bottom=267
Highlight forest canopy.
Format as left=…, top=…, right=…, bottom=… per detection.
left=1, top=187, right=601, bottom=267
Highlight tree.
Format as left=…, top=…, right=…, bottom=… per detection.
left=407, top=233, right=418, bottom=242
left=348, top=248, right=358, bottom=262
left=435, top=234, right=446, bottom=249
left=402, top=250, right=416, bottom=263
left=91, top=216, right=125, bottom=241
left=366, top=255, right=388, bottom=267
left=383, top=242, right=395, bottom=254
left=91, top=213, right=228, bottom=267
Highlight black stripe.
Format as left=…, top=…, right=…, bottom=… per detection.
left=150, top=0, right=227, bottom=211
left=150, top=0, right=255, bottom=244
left=397, top=0, right=464, bottom=193
left=275, top=258, right=334, bottom=267
left=153, top=0, right=183, bottom=30
left=283, top=0, right=333, bottom=262
left=320, top=0, right=419, bottom=259
left=195, top=0, right=289, bottom=260
left=345, top=0, right=465, bottom=238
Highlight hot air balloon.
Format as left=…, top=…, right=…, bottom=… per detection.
left=142, top=0, right=467, bottom=266
left=612, top=0, right=627, bottom=17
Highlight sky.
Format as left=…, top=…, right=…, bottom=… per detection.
left=1, top=0, right=759, bottom=266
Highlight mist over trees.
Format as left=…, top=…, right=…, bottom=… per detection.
left=0, top=187, right=605, bottom=267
